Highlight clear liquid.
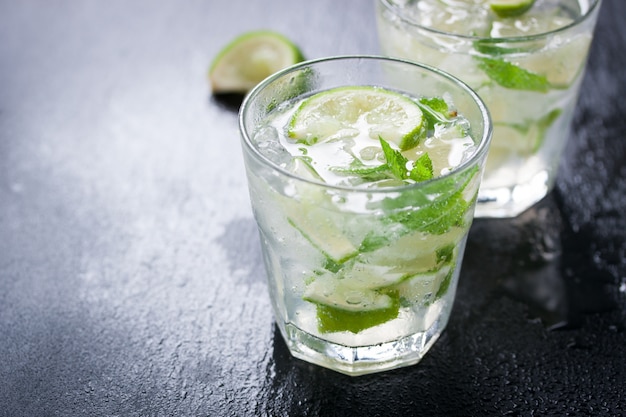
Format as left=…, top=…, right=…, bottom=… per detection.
left=245, top=87, right=482, bottom=374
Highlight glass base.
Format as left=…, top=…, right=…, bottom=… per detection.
left=475, top=170, right=552, bottom=218
left=279, top=316, right=445, bottom=376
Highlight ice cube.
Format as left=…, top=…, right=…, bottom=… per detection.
left=254, top=126, right=292, bottom=166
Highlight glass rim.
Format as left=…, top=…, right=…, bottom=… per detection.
left=239, top=54, right=492, bottom=194
left=377, top=0, right=602, bottom=42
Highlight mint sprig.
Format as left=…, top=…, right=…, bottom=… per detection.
left=379, top=137, right=410, bottom=180
left=330, top=137, right=434, bottom=184
left=380, top=137, right=435, bottom=182
left=387, top=188, right=470, bottom=235
left=358, top=164, right=478, bottom=255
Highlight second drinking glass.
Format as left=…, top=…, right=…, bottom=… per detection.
left=376, top=0, right=602, bottom=218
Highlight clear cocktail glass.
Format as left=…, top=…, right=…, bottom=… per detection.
left=376, top=0, right=602, bottom=218
left=239, top=56, right=491, bottom=375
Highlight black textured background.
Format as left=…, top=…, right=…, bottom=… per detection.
left=1, top=1, right=624, bottom=416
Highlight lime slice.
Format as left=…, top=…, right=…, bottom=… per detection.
left=209, top=30, right=304, bottom=94
left=344, top=262, right=409, bottom=289
left=282, top=158, right=359, bottom=264
left=363, top=227, right=465, bottom=268
left=288, top=86, right=425, bottom=150
left=304, top=273, right=396, bottom=312
left=314, top=300, right=400, bottom=334
left=393, top=264, right=453, bottom=304
left=284, top=173, right=358, bottom=264
left=489, top=0, right=536, bottom=17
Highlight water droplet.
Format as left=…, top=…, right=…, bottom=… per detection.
left=345, top=291, right=363, bottom=305
left=255, top=126, right=292, bottom=165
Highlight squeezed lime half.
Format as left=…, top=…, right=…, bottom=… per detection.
left=209, top=30, right=304, bottom=94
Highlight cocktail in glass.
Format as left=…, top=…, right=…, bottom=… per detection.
left=376, top=0, right=602, bottom=217
left=239, top=56, right=491, bottom=375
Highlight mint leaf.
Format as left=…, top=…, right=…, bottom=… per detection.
left=379, top=164, right=478, bottom=212
left=379, top=137, right=409, bottom=180
left=476, top=57, right=550, bottom=92
left=330, top=158, right=391, bottom=182
left=417, top=97, right=451, bottom=129
left=409, top=153, right=434, bottom=182
left=420, top=97, right=449, bottom=115
left=390, top=190, right=469, bottom=235
left=377, top=165, right=479, bottom=235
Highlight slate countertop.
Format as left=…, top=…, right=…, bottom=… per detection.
left=1, top=1, right=624, bottom=416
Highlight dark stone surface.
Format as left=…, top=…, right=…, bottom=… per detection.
left=1, top=0, right=624, bottom=416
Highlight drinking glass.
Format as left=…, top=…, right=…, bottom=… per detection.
left=239, top=56, right=492, bottom=375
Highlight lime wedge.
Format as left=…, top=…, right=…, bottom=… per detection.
left=209, top=30, right=304, bottom=94
left=362, top=227, right=465, bottom=268
left=287, top=213, right=358, bottom=265
left=303, top=272, right=400, bottom=334
left=287, top=86, right=425, bottom=150
left=489, top=0, right=536, bottom=17
left=304, top=273, right=397, bottom=312
left=393, top=264, right=453, bottom=304
left=314, top=301, right=400, bottom=334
